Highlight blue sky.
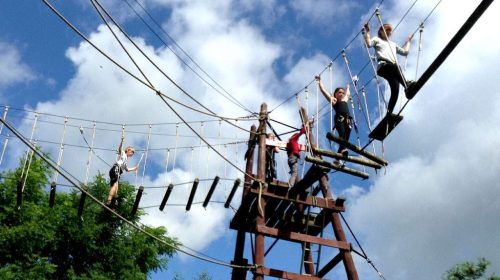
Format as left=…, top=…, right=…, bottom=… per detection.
left=1, top=0, right=500, bottom=279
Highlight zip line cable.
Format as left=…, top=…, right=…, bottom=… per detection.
left=7, top=130, right=246, bottom=155
left=0, top=116, right=256, bottom=271
left=268, top=0, right=386, bottom=113
left=53, top=0, right=258, bottom=181
left=0, top=105, right=258, bottom=126
left=11, top=116, right=248, bottom=141
left=123, top=0, right=254, bottom=115
left=41, top=0, right=257, bottom=135
left=90, top=0, right=257, bottom=133
left=340, top=213, right=386, bottom=279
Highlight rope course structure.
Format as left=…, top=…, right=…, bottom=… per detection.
left=2, top=0, right=493, bottom=279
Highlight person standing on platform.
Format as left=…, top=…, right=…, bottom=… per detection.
left=316, top=76, right=352, bottom=160
left=363, top=23, right=415, bottom=114
left=286, top=121, right=311, bottom=186
left=265, top=132, right=279, bottom=182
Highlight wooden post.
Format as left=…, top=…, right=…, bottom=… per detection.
left=16, top=177, right=23, bottom=207
left=77, top=186, right=88, bottom=217
left=186, top=178, right=199, bottom=211
left=49, top=181, right=56, bottom=208
left=224, top=179, right=241, bottom=208
left=304, top=107, right=359, bottom=279
left=203, top=176, right=220, bottom=208
left=405, top=0, right=494, bottom=100
left=254, top=103, right=267, bottom=280
left=131, top=186, right=144, bottom=216
left=159, top=184, right=174, bottom=211
left=231, top=125, right=257, bottom=280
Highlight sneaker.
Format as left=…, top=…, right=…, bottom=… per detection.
left=405, top=80, right=417, bottom=99
left=333, top=160, right=345, bottom=167
left=340, top=149, right=349, bottom=157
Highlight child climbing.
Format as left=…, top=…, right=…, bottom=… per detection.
left=286, top=120, right=312, bottom=186
left=265, top=132, right=279, bottom=182
left=106, top=136, right=138, bottom=208
left=316, top=76, right=352, bottom=161
left=363, top=22, right=415, bottom=114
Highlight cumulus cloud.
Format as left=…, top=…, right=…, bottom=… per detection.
left=345, top=0, right=500, bottom=278
left=0, top=42, right=35, bottom=89
left=5, top=0, right=297, bottom=257
left=3, top=0, right=499, bottom=278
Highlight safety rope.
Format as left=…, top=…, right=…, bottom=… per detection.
left=0, top=107, right=10, bottom=166
left=415, top=23, right=425, bottom=80
left=140, top=124, right=152, bottom=187
left=89, top=0, right=257, bottom=130
left=342, top=50, right=372, bottom=131
left=79, top=125, right=112, bottom=168
left=1, top=116, right=257, bottom=270
left=123, top=0, right=254, bottom=115
left=41, top=1, right=258, bottom=134
left=83, top=123, right=96, bottom=185
left=52, top=117, right=68, bottom=184
left=340, top=213, right=386, bottom=279
left=374, top=9, right=410, bottom=89
left=20, top=114, right=38, bottom=181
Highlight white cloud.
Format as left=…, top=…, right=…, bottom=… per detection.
left=0, top=42, right=35, bottom=88
left=291, top=0, right=357, bottom=30
left=5, top=0, right=297, bottom=258
left=4, top=0, right=499, bottom=278
left=346, top=0, right=500, bottom=278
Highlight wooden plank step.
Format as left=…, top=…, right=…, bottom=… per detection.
left=313, top=147, right=383, bottom=169
left=305, top=156, right=369, bottom=180
left=326, top=132, right=388, bottom=166
left=368, top=113, right=404, bottom=141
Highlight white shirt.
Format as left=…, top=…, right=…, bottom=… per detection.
left=368, top=36, right=408, bottom=65
left=115, top=150, right=131, bottom=171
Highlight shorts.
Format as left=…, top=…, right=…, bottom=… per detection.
left=109, top=164, right=123, bottom=186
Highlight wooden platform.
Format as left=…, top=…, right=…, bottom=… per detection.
left=230, top=177, right=344, bottom=237
left=368, top=113, right=403, bottom=141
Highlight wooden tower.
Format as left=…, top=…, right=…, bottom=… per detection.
left=229, top=103, right=359, bottom=280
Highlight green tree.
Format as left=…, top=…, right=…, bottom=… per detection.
left=0, top=154, right=179, bottom=279
left=443, top=258, right=499, bottom=280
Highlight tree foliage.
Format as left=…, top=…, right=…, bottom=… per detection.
left=443, top=258, right=499, bottom=280
left=0, top=154, right=179, bottom=279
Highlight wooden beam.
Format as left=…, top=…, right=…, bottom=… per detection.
left=49, top=181, right=56, bottom=208
left=317, top=252, right=343, bottom=278
left=256, top=225, right=350, bottom=250
left=368, top=113, right=403, bottom=141
left=306, top=156, right=369, bottom=180
left=202, top=176, right=219, bottom=208
left=248, top=188, right=344, bottom=212
left=159, top=184, right=174, bottom=211
left=225, top=178, right=241, bottom=208
left=254, top=266, right=325, bottom=280
left=313, top=147, right=382, bottom=169
left=404, top=0, right=495, bottom=101
left=289, top=165, right=326, bottom=196
left=255, top=103, right=268, bottom=280
left=17, top=177, right=23, bottom=207
left=130, top=186, right=144, bottom=216
left=186, top=178, right=199, bottom=211
left=231, top=125, right=257, bottom=280
left=77, top=186, right=88, bottom=217
left=326, top=132, right=388, bottom=166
